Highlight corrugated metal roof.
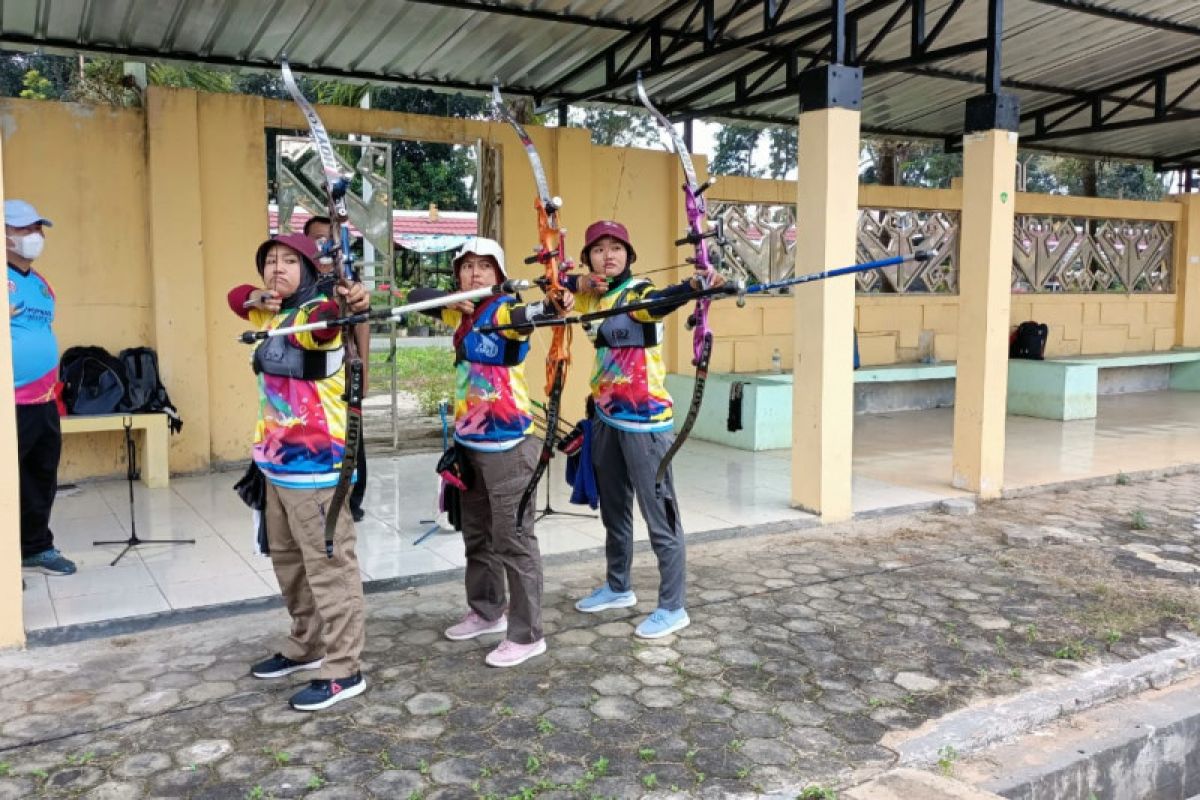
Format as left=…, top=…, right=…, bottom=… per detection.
left=2, top=0, right=1198, bottom=163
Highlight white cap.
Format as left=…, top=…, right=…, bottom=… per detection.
left=452, top=236, right=507, bottom=279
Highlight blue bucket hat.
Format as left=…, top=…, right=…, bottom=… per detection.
left=4, top=199, right=53, bottom=228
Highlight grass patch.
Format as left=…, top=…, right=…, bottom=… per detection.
left=798, top=787, right=838, bottom=800
left=937, top=744, right=957, bottom=776
left=368, top=346, right=455, bottom=413
left=1006, top=545, right=1200, bottom=650
left=1054, top=639, right=1092, bottom=660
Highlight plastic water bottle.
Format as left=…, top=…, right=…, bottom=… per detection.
left=771, top=348, right=782, bottom=374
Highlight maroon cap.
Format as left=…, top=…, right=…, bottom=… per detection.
left=255, top=232, right=319, bottom=275
left=580, top=219, right=637, bottom=265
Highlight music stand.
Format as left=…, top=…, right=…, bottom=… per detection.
left=535, top=473, right=596, bottom=523
left=93, top=416, right=195, bottom=567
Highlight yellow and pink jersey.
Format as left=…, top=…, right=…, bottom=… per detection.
left=575, top=278, right=674, bottom=433
left=248, top=301, right=350, bottom=489
left=437, top=299, right=535, bottom=451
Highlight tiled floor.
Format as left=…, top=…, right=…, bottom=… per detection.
left=22, top=389, right=1200, bottom=632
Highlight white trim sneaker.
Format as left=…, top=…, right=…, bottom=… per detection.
left=251, top=653, right=324, bottom=679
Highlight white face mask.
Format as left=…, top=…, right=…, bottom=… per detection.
left=9, top=232, right=44, bottom=261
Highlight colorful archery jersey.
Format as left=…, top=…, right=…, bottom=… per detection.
left=429, top=296, right=536, bottom=452
left=242, top=296, right=350, bottom=489
left=9, top=266, right=59, bottom=405
left=574, top=277, right=676, bottom=433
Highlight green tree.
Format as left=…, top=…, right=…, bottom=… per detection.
left=18, top=69, right=53, bottom=100
left=711, top=124, right=762, bottom=176
left=570, top=106, right=659, bottom=148
left=766, top=126, right=797, bottom=179
left=369, top=86, right=487, bottom=212
left=1016, top=153, right=1165, bottom=199
left=859, top=138, right=960, bottom=187
left=148, top=64, right=233, bottom=93
left=68, top=56, right=140, bottom=106
left=0, top=51, right=73, bottom=98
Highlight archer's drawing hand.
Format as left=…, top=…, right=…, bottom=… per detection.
left=250, top=289, right=282, bottom=313
left=337, top=282, right=371, bottom=314
left=556, top=290, right=575, bottom=315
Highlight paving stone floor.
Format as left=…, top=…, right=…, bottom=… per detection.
left=1, top=470, right=1199, bottom=800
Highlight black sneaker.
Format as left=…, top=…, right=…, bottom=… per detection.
left=351, top=507, right=365, bottom=522
left=251, top=653, right=324, bottom=679
left=289, top=672, right=366, bottom=712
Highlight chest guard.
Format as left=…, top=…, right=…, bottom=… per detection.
left=455, top=297, right=529, bottom=366
left=253, top=308, right=345, bottom=380
left=592, top=281, right=662, bottom=349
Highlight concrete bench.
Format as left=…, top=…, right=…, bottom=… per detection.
left=59, top=413, right=170, bottom=488
left=666, top=362, right=957, bottom=451
left=1006, top=349, right=1200, bottom=421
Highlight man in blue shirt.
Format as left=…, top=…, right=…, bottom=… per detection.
left=8, top=199, right=75, bottom=576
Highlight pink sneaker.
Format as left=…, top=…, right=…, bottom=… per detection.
left=485, top=638, right=547, bottom=668
left=444, top=610, right=507, bottom=641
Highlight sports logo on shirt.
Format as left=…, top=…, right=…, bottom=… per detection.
left=474, top=336, right=499, bottom=359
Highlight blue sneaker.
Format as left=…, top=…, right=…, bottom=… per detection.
left=21, top=548, right=76, bottom=576
left=575, top=584, right=637, bottom=613
left=635, top=608, right=690, bottom=639
left=289, top=672, right=366, bottom=712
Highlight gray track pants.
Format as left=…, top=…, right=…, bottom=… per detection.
left=590, top=420, right=686, bottom=611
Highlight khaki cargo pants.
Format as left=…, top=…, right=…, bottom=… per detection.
left=265, top=481, right=365, bottom=679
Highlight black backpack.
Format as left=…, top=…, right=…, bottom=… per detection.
left=59, top=346, right=127, bottom=416
left=117, top=347, right=183, bottom=433
left=1009, top=321, right=1049, bottom=360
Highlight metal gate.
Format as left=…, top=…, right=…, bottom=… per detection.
left=274, top=134, right=403, bottom=447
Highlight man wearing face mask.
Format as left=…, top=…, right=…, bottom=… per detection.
left=6, top=199, right=76, bottom=576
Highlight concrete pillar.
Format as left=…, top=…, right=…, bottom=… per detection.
left=145, top=87, right=213, bottom=473
left=551, top=126, right=596, bottom=420
left=196, top=92, right=269, bottom=465
left=1174, top=194, right=1200, bottom=348
left=0, top=128, right=25, bottom=648
left=791, top=65, right=862, bottom=521
left=952, top=96, right=1020, bottom=498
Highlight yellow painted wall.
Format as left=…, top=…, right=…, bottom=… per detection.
left=2, top=90, right=1195, bottom=483
left=1176, top=195, right=1200, bottom=348
left=0, top=99, right=153, bottom=481
left=1, top=91, right=689, bottom=481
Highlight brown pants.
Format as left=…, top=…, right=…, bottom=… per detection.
left=460, top=437, right=544, bottom=644
left=265, top=481, right=365, bottom=679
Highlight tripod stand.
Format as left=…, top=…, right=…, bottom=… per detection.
left=534, top=473, right=596, bottom=523
left=94, top=416, right=195, bottom=566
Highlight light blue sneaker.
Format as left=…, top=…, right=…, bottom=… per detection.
left=575, top=583, right=637, bottom=613
left=635, top=608, right=690, bottom=639
left=21, top=548, right=76, bottom=576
